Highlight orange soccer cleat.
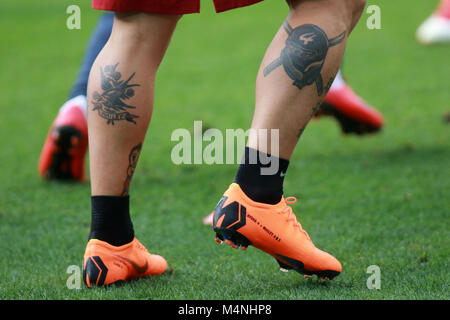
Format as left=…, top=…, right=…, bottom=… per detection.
left=38, top=96, right=88, bottom=181
left=83, top=237, right=167, bottom=287
left=212, top=183, right=342, bottom=279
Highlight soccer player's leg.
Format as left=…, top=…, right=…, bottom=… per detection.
left=38, top=13, right=114, bottom=181
left=417, top=0, right=450, bottom=45
left=212, top=0, right=366, bottom=279
left=83, top=12, right=181, bottom=287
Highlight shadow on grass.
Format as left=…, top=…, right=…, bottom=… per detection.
left=82, top=269, right=175, bottom=292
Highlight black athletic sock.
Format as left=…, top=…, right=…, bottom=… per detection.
left=234, top=147, right=290, bottom=205
left=89, top=195, right=135, bottom=246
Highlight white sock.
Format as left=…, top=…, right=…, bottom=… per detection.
left=59, top=95, right=87, bottom=119
left=330, top=69, right=346, bottom=91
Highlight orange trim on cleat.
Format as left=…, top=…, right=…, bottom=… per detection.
left=213, top=183, right=342, bottom=279
left=83, top=237, right=167, bottom=287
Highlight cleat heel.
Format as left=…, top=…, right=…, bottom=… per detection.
left=213, top=227, right=251, bottom=249
left=276, top=258, right=293, bottom=271
left=83, top=255, right=108, bottom=287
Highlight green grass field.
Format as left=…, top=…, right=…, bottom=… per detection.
left=0, top=0, right=449, bottom=300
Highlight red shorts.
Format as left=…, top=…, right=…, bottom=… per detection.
left=92, top=0, right=264, bottom=14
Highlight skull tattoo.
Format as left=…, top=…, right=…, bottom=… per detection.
left=264, top=22, right=346, bottom=96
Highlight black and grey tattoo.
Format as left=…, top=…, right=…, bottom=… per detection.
left=121, top=143, right=142, bottom=196
left=92, top=63, right=140, bottom=125
left=311, top=101, right=323, bottom=117
left=264, top=22, right=346, bottom=96
left=297, top=126, right=306, bottom=139
left=324, top=75, right=335, bottom=95
left=297, top=75, right=336, bottom=139
left=311, top=75, right=335, bottom=117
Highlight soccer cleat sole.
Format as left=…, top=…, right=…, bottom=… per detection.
left=214, top=227, right=340, bottom=280
left=214, top=227, right=251, bottom=251
left=44, top=125, right=82, bottom=180
left=275, top=257, right=340, bottom=280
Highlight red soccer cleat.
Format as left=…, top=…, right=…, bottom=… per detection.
left=317, top=82, right=384, bottom=135
left=38, top=96, right=88, bottom=181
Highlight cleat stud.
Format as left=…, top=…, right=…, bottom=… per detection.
left=303, top=275, right=312, bottom=279
left=213, top=228, right=252, bottom=250
left=71, top=136, right=79, bottom=145
left=275, top=259, right=293, bottom=271
left=215, top=232, right=224, bottom=241
left=224, top=240, right=238, bottom=249
left=241, top=246, right=247, bottom=251
left=215, top=238, right=222, bottom=244
left=280, top=268, right=289, bottom=273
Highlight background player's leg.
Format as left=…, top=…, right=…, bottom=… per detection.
left=69, top=13, right=114, bottom=100
left=38, top=13, right=114, bottom=181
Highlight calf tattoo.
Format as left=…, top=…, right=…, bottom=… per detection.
left=92, top=63, right=140, bottom=125
left=121, top=143, right=142, bottom=196
left=298, top=75, right=336, bottom=139
left=264, top=22, right=346, bottom=96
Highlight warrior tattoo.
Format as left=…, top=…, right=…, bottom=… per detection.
left=92, top=63, right=140, bottom=125
left=264, top=22, right=346, bottom=96
left=121, top=143, right=142, bottom=196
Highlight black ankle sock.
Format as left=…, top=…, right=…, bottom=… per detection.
left=89, top=196, right=135, bottom=246
left=234, top=147, right=290, bottom=205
